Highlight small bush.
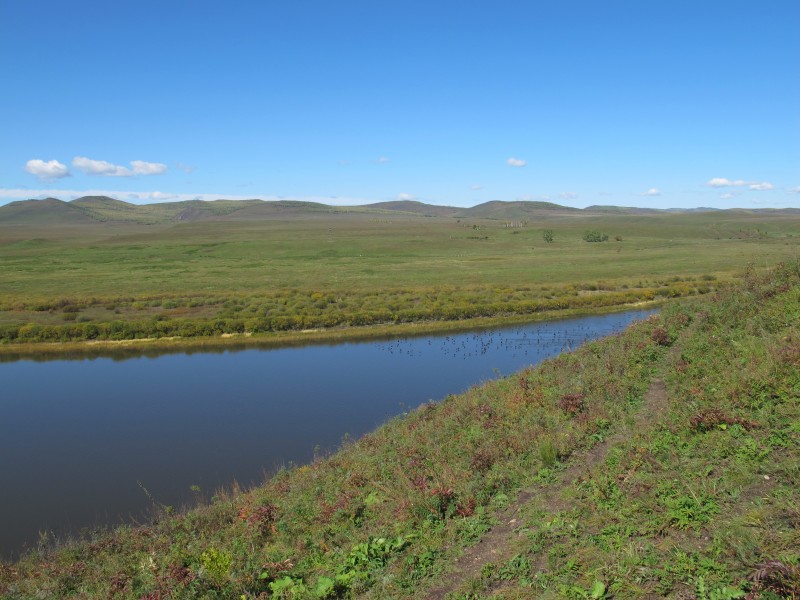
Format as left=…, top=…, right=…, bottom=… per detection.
left=583, top=231, right=609, bottom=242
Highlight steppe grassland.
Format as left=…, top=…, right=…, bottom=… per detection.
left=0, top=209, right=797, bottom=345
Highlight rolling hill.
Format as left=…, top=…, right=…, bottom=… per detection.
left=2, top=196, right=798, bottom=227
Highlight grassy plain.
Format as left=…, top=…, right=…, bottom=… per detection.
left=2, top=260, right=798, bottom=598
left=1, top=199, right=798, bottom=349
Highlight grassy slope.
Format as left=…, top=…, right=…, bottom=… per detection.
left=1, top=263, right=797, bottom=599
left=1, top=203, right=798, bottom=349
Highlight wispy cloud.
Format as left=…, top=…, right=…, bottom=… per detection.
left=789, top=186, right=800, bottom=194
left=376, top=156, right=390, bottom=164
left=640, top=188, right=661, bottom=197
left=707, top=177, right=773, bottom=191
left=559, top=191, right=578, bottom=200
left=73, top=156, right=133, bottom=177
left=147, top=191, right=179, bottom=200
left=470, top=184, right=483, bottom=191
left=25, top=159, right=70, bottom=180
left=507, top=157, right=526, bottom=167
left=72, top=156, right=167, bottom=177
left=719, top=193, right=736, bottom=199
left=131, top=160, right=167, bottom=175
left=396, top=192, right=415, bottom=201
left=707, top=177, right=749, bottom=187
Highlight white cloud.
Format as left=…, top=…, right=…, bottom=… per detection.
left=25, top=159, right=70, bottom=180
left=470, top=184, right=483, bottom=191
left=72, top=156, right=167, bottom=177
left=707, top=177, right=774, bottom=192
left=396, top=192, right=415, bottom=201
left=73, top=156, right=132, bottom=176
left=788, top=186, right=800, bottom=194
left=559, top=191, right=578, bottom=200
left=641, top=188, right=661, bottom=197
left=707, top=177, right=749, bottom=187
left=376, top=156, right=390, bottom=163
left=507, top=157, right=526, bottom=167
left=719, top=193, right=736, bottom=199
left=131, top=160, right=167, bottom=175
left=175, top=162, right=194, bottom=174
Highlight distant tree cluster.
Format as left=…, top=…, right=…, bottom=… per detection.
left=542, top=229, right=554, bottom=243
left=583, top=230, right=609, bottom=242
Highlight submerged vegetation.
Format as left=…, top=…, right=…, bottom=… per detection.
left=2, top=261, right=798, bottom=598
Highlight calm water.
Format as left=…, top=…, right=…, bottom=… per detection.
left=0, top=310, right=652, bottom=559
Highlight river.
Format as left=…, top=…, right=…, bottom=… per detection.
left=0, top=309, right=653, bottom=559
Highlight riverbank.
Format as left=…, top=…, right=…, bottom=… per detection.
left=3, top=262, right=797, bottom=598
left=0, top=299, right=669, bottom=361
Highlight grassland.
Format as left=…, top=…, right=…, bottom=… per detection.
left=1, top=197, right=798, bottom=351
left=1, top=260, right=797, bottom=599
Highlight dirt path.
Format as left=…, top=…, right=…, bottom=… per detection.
left=423, top=378, right=669, bottom=600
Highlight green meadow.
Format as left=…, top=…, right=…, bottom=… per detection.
left=0, top=197, right=798, bottom=349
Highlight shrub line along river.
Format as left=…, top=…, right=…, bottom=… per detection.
left=0, top=309, right=654, bottom=559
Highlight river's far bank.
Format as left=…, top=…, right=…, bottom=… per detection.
left=0, top=299, right=670, bottom=362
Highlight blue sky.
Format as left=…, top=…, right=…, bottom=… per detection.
left=1, top=1, right=798, bottom=209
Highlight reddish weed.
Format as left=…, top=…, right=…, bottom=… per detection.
left=747, top=560, right=800, bottom=598
left=689, top=408, right=759, bottom=432
left=651, top=327, right=671, bottom=346
left=260, top=559, right=294, bottom=581
left=470, top=449, right=495, bottom=473
left=558, top=392, right=585, bottom=415
left=455, top=497, right=477, bottom=518
left=238, top=503, right=278, bottom=534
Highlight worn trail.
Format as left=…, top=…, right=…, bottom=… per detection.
left=423, top=378, right=669, bottom=599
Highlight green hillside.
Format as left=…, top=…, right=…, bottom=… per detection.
left=0, top=198, right=97, bottom=225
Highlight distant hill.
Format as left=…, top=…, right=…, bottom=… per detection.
left=662, top=207, right=721, bottom=213
left=0, top=197, right=342, bottom=226
left=459, top=200, right=580, bottom=219
left=0, top=198, right=98, bottom=225
left=70, top=196, right=154, bottom=222
left=583, top=205, right=665, bottom=215
left=2, top=196, right=797, bottom=227
left=363, top=200, right=460, bottom=217
left=212, top=200, right=336, bottom=220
